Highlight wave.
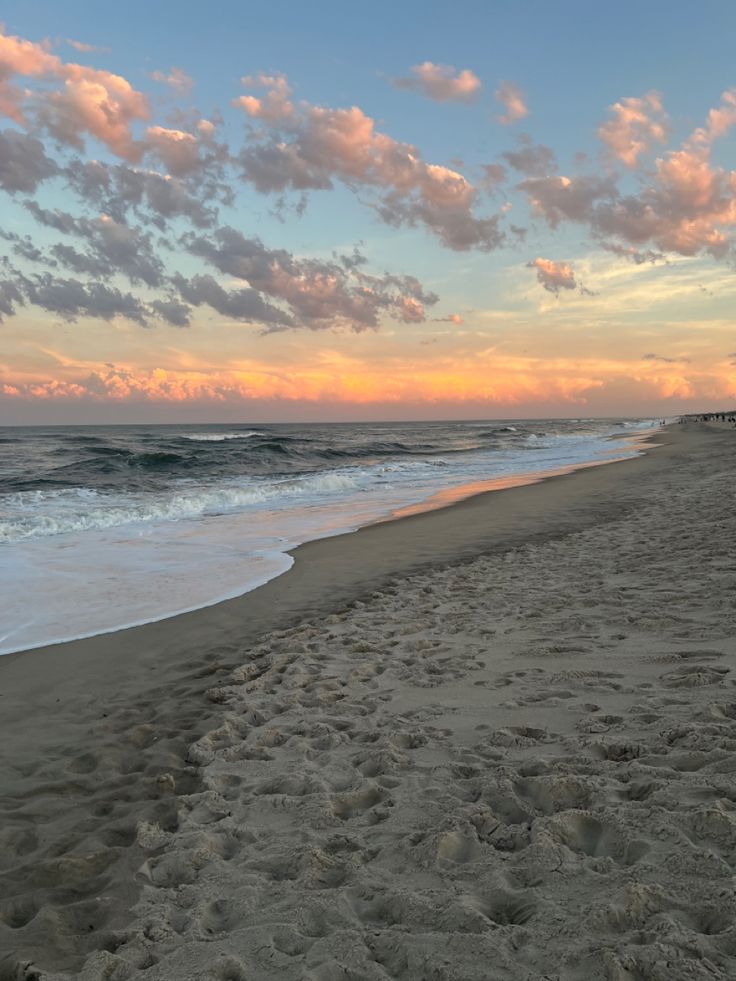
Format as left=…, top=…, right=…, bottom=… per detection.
left=180, top=431, right=265, bottom=442
left=0, top=471, right=359, bottom=544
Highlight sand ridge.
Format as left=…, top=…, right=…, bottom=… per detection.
left=2, top=423, right=735, bottom=979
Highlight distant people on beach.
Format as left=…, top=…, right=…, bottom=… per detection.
left=677, top=412, right=736, bottom=426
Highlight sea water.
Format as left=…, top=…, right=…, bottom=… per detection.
left=0, top=418, right=656, bottom=653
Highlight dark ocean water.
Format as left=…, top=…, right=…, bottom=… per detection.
left=0, top=417, right=655, bottom=653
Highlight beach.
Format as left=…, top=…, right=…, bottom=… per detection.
left=2, top=421, right=736, bottom=980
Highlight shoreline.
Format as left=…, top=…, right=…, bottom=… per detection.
left=2, top=421, right=727, bottom=978
left=1, top=427, right=656, bottom=659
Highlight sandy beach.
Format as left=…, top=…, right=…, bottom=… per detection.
left=3, top=422, right=736, bottom=980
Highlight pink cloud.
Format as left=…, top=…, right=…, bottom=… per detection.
left=598, top=91, right=668, bottom=168
left=66, top=39, right=110, bottom=54
left=145, top=125, right=202, bottom=176
left=148, top=66, right=193, bottom=95
left=234, top=73, right=294, bottom=122
left=0, top=27, right=149, bottom=159
left=39, top=64, right=149, bottom=159
left=0, top=29, right=60, bottom=121
left=594, top=148, right=736, bottom=257
left=392, top=62, right=481, bottom=103
left=495, top=80, right=528, bottom=125
left=519, top=173, right=617, bottom=227
left=234, top=77, right=505, bottom=251
left=527, top=257, right=577, bottom=293
left=689, top=88, right=736, bottom=146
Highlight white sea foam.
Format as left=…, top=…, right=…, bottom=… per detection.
left=0, top=471, right=358, bottom=544
left=180, top=431, right=265, bottom=441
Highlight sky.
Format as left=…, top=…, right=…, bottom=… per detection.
left=1, top=0, right=736, bottom=424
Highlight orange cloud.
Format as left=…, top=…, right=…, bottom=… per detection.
left=9, top=346, right=734, bottom=410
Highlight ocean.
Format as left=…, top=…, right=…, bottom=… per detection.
left=0, top=418, right=656, bottom=654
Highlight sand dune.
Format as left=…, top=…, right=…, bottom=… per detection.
left=3, top=423, right=736, bottom=980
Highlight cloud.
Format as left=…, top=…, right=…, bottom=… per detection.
left=171, top=272, right=294, bottom=328
left=36, top=62, right=149, bottom=160
left=25, top=204, right=165, bottom=286
left=495, top=81, right=528, bottom=124
left=433, top=313, right=463, bottom=324
left=182, top=225, right=438, bottom=330
left=519, top=148, right=736, bottom=260
left=18, top=271, right=149, bottom=323
left=642, top=352, right=691, bottom=364
left=0, top=26, right=149, bottom=159
left=233, top=77, right=505, bottom=251
left=527, top=257, right=577, bottom=293
left=148, top=67, right=193, bottom=95
left=479, top=163, right=506, bottom=189
left=144, top=125, right=214, bottom=177
left=0, top=277, right=24, bottom=320
left=593, top=148, right=736, bottom=257
left=0, top=128, right=58, bottom=191
left=519, top=173, right=618, bottom=227
left=64, top=158, right=219, bottom=228
left=598, top=91, right=669, bottom=167
left=65, top=39, right=110, bottom=54
left=233, top=73, right=294, bottom=122
left=688, top=88, right=736, bottom=147
left=149, top=296, right=192, bottom=327
left=391, top=62, right=481, bottom=103
left=599, top=242, right=665, bottom=264
left=502, top=136, right=556, bottom=177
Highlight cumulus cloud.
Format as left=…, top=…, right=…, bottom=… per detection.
left=149, top=296, right=192, bottom=327
left=502, top=136, right=556, bottom=177
left=181, top=225, right=438, bottom=330
left=519, top=124, right=736, bottom=261
left=0, top=128, right=57, bottom=191
left=233, top=73, right=294, bottom=122
left=519, top=173, right=618, bottom=228
left=144, top=126, right=201, bottom=175
left=598, top=91, right=669, bottom=168
left=0, top=26, right=149, bottom=159
left=479, top=163, right=506, bottom=189
left=171, top=272, right=293, bottom=328
left=495, top=81, right=528, bottom=124
left=64, top=158, right=219, bottom=228
left=24, top=204, right=165, bottom=286
left=527, top=257, right=577, bottom=293
left=18, top=271, right=149, bottom=323
left=0, top=277, right=24, bottom=320
left=234, top=80, right=505, bottom=251
left=391, top=62, right=481, bottom=103
left=593, top=148, right=736, bottom=257
left=688, top=88, right=736, bottom=147
left=147, top=67, right=193, bottom=95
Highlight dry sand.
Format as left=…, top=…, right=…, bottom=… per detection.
left=2, top=422, right=736, bottom=980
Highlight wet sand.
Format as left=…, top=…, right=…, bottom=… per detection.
left=3, top=422, right=735, bottom=980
